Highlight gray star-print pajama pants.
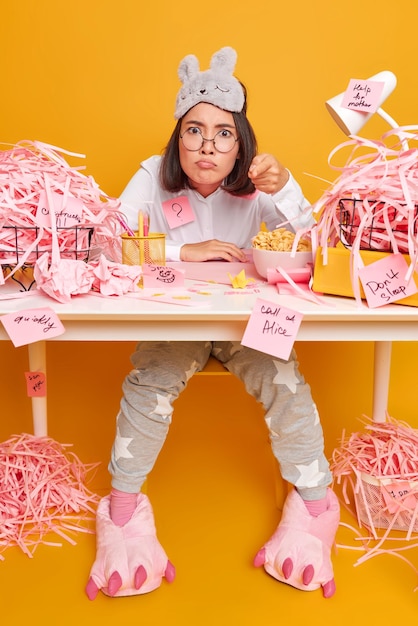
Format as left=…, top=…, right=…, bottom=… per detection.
left=109, top=341, right=332, bottom=501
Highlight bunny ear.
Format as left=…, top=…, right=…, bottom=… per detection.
left=178, top=54, right=200, bottom=83
left=174, top=46, right=244, bottom=119
left=210, top=46, right=237, bottom=75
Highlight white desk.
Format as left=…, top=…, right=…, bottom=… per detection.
left=1, top=280, right=416, bottom=435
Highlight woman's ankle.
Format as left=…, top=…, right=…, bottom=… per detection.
left=110, top=488, right=138, bottom=526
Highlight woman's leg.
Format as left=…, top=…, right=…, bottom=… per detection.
left=212, top=341, right=331, bottom=499
left=212, top=341, right=339, bottom=597
left=109, top=340, right=212, bottom=494
left=86, top=340, right=212, bottom=600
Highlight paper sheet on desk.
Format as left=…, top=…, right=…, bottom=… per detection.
left=166, top=261, right=261, bottom=285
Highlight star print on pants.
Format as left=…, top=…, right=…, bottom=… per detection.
left=150, top=393, right=173, bottom=421
left=114, top=425, right=134, bottom=461
left=295, top=459, right=326, bottom=488
left=272, top=360, right=299, bottom=393
left=185, top=360, right=198, bottom=381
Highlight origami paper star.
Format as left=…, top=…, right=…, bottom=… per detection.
left=227, top=269, right=255, bottom=289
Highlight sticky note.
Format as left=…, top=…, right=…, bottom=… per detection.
left=241, top=297, right=302, bottom=360
left=25, top=371, right=47, bottom=397
left=162, top=196, right=195, bottom=229
left=358, top=253, right=418, bottom=307
left=142, top=265, right=185, bottom=288
left=0, top=307, right=65, bottom=347
left=36, top=190, right=83, bottom=227
left=341, top=78, right=385, bottom=114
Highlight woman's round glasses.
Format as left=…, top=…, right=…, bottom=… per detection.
left=180, top=127, right=238, bottom=153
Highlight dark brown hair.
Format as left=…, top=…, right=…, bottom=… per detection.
left=159, top=83, right=257, bottom=196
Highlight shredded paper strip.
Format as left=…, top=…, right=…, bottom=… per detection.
left=0, top=433, right=100, bottom=559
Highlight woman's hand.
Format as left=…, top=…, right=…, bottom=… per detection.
left=180, top=240, right=247, bottom=262
left=248, top=153, right=290, bottom=195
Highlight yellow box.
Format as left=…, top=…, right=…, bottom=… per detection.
left=312, top=246, right=418, bottom=307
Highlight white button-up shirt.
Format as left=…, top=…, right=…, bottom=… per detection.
left=119, top=155, right=313, bottom=261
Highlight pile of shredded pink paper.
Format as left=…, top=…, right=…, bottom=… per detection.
left=332, top=415, right=418, bottom=587
left=0, top=140, right=124, bottom=273
left=0, top=140, right=145, bottom=301
left=0, top=433, right=100, bottom=559
left=311, top=127, right=418, bottom=302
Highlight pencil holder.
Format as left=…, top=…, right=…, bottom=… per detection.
left=121, top=232, right=166, bottom=266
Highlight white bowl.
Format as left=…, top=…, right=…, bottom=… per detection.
left=252, top=248, right=313, bottom=278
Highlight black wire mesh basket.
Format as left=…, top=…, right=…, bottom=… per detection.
left=0, top=225, right=95, bottom=265
left=338, top=198, right=418, bottom=253
left=0, top=225, right=95, bottom=291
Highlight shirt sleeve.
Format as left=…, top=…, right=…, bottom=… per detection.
left=165, top=242, right=183, bottom=262
left=272, top=171, right=314, bottom=231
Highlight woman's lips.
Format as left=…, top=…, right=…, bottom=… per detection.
left=196, top=160, right=216, bottom=169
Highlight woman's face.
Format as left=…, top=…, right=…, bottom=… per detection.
left=179, top=102, right=240, bottom=197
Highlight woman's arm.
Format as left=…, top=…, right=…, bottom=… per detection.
left=248, top=153, right=313, bottom=230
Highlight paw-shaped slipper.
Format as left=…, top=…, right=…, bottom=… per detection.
left=254, top=488, right=339, bottom=597
left=86, top=494, right=175, bottom=599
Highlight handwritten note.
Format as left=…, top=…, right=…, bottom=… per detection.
left=382, top=481, right=417, bottom=514
left=341, top=78, right=385, bottom=113
left=35, top=190, right=84, bottom=228
left=241, top=298, right=302, bottom=360
left=142, top=264, right=185, bottom=288
left=162, top=196, right=195, bottom=229
left=0, top=307, right=66, bottom=347
left=358, top=254, right=418, bottom=308
left=25, top=371, right=47, bottom=397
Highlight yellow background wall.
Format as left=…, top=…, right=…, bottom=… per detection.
left=1, top=1, right=418, bottom=454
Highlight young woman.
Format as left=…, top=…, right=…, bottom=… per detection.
left=86, top=47, right=339, bottom=601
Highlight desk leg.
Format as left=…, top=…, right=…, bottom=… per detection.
left=28, top=340, right=48, bottom=437
left=372, top=341, right=392, bottom=423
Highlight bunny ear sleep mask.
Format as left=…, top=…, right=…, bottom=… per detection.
left=174, top=46, right=245, bottom=119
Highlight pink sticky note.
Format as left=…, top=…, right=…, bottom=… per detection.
left=142, top=264, right=185, bottom=288
left=382, top=481, right=417, bottom=514
left=36, top=190, right=83, bottom=227
left=162, top=196, right=195, bottom=229
left=358, top=254, right=418, bottom=308
left=0, top=307, right=66, bottom=347
left=341, top=78, right=385, bottom=114
left=25, top=371, right=47, bottom=397
left=241, top=297, right=302, bottom=360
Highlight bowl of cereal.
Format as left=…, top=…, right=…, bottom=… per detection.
left=252, top=228, right=313, bottom=279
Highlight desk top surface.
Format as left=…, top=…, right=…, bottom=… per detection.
left=1, top=274, right=418, bottom=323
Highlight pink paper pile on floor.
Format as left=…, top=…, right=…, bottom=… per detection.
left=332, top=415, right=418, bottom=588
left=0, top=433, right=100, bottom=559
